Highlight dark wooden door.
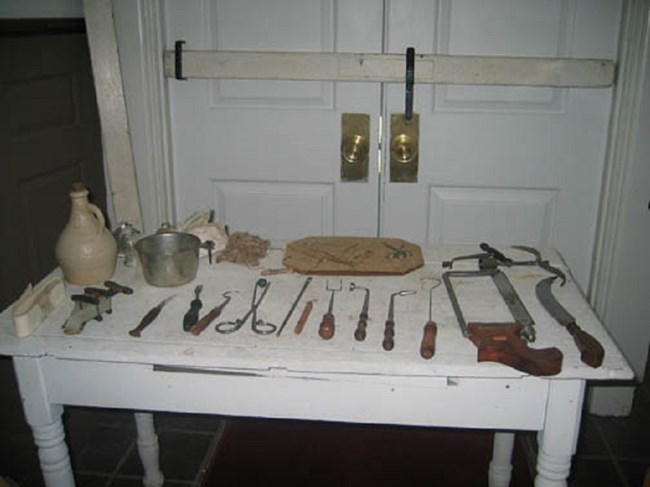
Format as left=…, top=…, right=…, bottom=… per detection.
left=0, top=20, right=107, bottom=309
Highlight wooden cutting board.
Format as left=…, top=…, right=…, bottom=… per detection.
left=282, top=236, right=424, bottom=275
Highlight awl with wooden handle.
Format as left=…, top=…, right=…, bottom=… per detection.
left=420, top=279, right=441, bottom=359
left=129, top=296, right=174, bottom=337
left=536, top=276, right=604, bottom=367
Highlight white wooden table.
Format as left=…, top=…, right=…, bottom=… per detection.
left=0, top=245, right=633, bottom=487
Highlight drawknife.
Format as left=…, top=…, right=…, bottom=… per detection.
left=535, top=276, right=604, bottom=368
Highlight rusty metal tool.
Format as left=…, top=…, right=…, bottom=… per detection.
left=129, top=296, right=175, bottom=337
left=294, top=300, right=314, bottom=335
left=443, top=269, right=563, bottom=376
left=536, top=276, right=604, bottom=367
left=382, top=289, right=416, bottom=351
left=443, top=242, right=566, bottom=284
left=189, top=291, right=233, bottom=336
left=182, top=285, right=203, bottom=331
left=276, top=276, right=312, bottom=336
left=319, top=280, right=342, bottom=340
left=349, top=282, right=370, bottom=341
left=420, top=278, right=441, bottom=359
left=63, top=294, right=112, bottom=335
left=104, top=280, right=134, bottom=295
left=215, top=279, right=274, bottom=334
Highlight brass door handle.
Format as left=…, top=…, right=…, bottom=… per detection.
left=340, top=113, right=370, bottom=181
left=390, top=134, right=418, bottom=165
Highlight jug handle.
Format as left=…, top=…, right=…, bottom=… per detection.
left=88, top=203, right=106, bottom=235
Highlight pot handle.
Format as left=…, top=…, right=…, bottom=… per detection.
left=88, top=203, right=106, bottom=235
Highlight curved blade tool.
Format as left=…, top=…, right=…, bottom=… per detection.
left=536, top=276, right=604, bottom=367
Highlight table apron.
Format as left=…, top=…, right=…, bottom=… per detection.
left=35, top=357, right=559, bottom=430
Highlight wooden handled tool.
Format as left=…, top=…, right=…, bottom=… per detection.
left=383, top=290, right=416, bottom=351
left=468, top=323, right=563, bottom=376
left=420, top=279, right=441, bottom=359
left=190, top=291, right=233, bottom=336
left=294, top=300, right=314, bottom=334
left=536, top=276, right=604, bottom=368
left=319, top=281, right=341, bottom=340
left=350, top=283, right=370, bottom=341
left=420, top=322, right=437, bottom=359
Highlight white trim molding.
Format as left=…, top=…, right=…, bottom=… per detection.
left=588, top=0, right=650, bottom=415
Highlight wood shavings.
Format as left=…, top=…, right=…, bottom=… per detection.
left=216, top=232, right=270, bottom=267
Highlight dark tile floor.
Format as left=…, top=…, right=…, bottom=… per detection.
left=1, top=355, right=648, bottom=487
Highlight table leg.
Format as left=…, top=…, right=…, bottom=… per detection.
left=489, top=431, right=515, bottom=487
left=535, top=380, right=585, bottom=487
left=12, top=357, right=75, bottom=487
left=134, top=412, right=164, bottom=487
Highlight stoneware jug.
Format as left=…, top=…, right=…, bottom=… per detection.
left=55, top=183, right=117, bottom=285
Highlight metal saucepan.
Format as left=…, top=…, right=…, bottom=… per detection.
left=135, top=232, right=201, bottom=287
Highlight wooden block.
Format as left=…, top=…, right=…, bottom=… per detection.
left=282, top=236, right=423, bottom=275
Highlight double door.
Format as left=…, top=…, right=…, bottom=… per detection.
left=161, top=0, right=620, bottom=289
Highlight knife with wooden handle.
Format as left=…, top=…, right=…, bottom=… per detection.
left=535, top=276, right=604, bottom=368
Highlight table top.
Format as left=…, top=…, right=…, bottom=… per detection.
left=0, top=244, right=633, bottom=381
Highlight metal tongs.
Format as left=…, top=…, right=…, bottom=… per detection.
left=215, top=278, right=277, bottom=335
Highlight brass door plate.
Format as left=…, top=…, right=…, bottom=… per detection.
left=390, top=113, right=419, bottom=183
left=341, top=113, right=370, bottom=182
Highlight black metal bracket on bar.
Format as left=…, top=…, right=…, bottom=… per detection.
left=404, top=47, right=415, bottom=122
left=174, top=40, right=186, bottom=80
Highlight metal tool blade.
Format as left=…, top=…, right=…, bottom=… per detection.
left=535, top=277, right=574, bottom=326
left=490, top=270, right=536, bottom=342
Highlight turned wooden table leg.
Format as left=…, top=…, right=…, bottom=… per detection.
left=489, top=431, right=515, bottom=487
left=535, top=380, right=585, bottom=487
left=134, top=412, right=164, bottom=487
left=13, top=357, right=75, bottom=487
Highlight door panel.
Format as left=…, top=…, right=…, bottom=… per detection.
left=165, top=0, right=383, bottom=238
left=0, top=22, right=106, bottom=308
left=382, top=0, right=621, bottom=289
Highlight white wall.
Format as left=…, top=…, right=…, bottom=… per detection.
left=0, top=0, right=83, bottom=18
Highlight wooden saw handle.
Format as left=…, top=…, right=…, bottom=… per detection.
left=420, top=321, right=437, bottom=359
left=467, top=322, right=563, bottom=376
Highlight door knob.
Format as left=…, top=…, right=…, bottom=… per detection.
left=390, top=113, right=419, bottom=182
left=341, top=113, right=370, bottom=182
left=390, top=134, right=417, bottom=164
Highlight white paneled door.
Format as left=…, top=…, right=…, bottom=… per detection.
left=155, top=0, right=620, bottom=289
left=381, top=0, right=620, bottom=289
left=164, top=0, right=383, bottom=239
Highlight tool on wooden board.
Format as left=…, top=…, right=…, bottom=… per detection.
left=536, top=276, right=605, bottom=368
left=319, top=280, right=342, bottom=340
left=215, top=278, right=276, bottom=335
left=420, top=278, right=442, bottom=359
left=349, top=283, right=370, bottom=341
left=129, top=295, right=175, bottom=337
left=276, top=276, right=312, bottom=336
left=443, top=269, right=563, bottom=376
left=182, top=285, right=203, bottom=332
left=294, top=300, right=314, bottom=335
left=443, top=242, right=567, bottom=284
left=382, top=289, right=417, bottom=351
left=63, top=280, right=133, bottom=335
left=189, top=291, right=234, bottom=336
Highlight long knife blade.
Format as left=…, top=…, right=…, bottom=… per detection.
left=536, top=276, right=604, bottom=367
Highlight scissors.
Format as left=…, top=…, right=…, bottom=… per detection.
left=215, top=278, right=277, bottom=335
